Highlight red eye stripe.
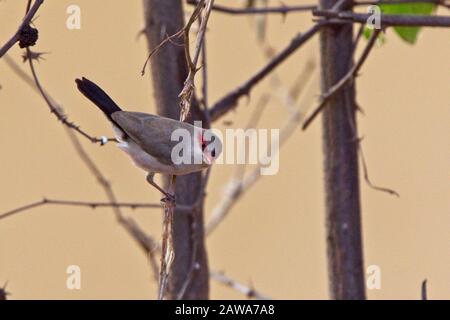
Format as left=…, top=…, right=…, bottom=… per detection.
left=198, top=132, right=206, bottom=150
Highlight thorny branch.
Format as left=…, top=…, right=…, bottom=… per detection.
left=5, top=55, right=161, bottom=282
left=67, top=129, right=161, bottom=282
left=179, top=0, right=215, bottom=121
left=314, top=10, right=450, bottom=27
left=23, top=49, right=116, bottom=144
left=302, top=29, right=382, bottom=130
left=140, top=0, right=204, bottom=77
left=0, top=199, right=161, bottom=221
left=1, top=0, right=446, bottom=299
left=156, top=0, right=215, bottom=300
left=206, top=67, right=317, bottom=235
left=357, top=138, right=400, bottom=196
left=0, top=0, right=44, bottom=58
left=208, top=22, right=324, bottom=122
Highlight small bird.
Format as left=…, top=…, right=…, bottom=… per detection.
left=75, top=77, right=220, bottom=200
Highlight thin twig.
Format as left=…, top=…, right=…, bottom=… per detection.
left=233, top=93, right=271, bottom=181
left=179, top=0, right=214, bottom=121
left=66, top=129, right=160, bottom=282
left=200, top=17, right=210, bottom=123
left=358, top=138, right=400, bottom=196
left=209, top=22, right=324, bottom=122
left=210, top=271, right=271, bottom=300
left=140, top=29, right=185, bottom=75
left=352, top=23, right=366, bottom=55
left=302, top=29, right=381, bottom=130
left=0, top=0, right=44, bottom=58
left=206, top=71, right=317, bottom=235
left=0, top=198, right=160, bottom=221
left=141, top=0, right=205, bottom=77
left=6, top=54, right=161, bottom=283
left=8, top=51, right=114, bottom=144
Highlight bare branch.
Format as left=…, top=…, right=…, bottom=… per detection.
left=206, top=70, right=317, bottom=235
left=0, top=0, right=44, bottom=58
left=210, top=271, right=271, bottom=300
left=209, top=23, right=324, bottom=122
left=4, top=54, right=114, bottom=145
left=357, top=138, right=400, bottom=197
left=315, top=10, right=450, bottom=27
left=187, top=0, right=315, bottom=15
left=67, top=129, right=161, bottom=281
left=6, top=56, right=160, bottom=283
left=179, top=0, right=215, bottom=121
left=302, top=29, right=381, bottom=130
left=140, top=29, right=185, bottom=75
left=0, top=199, right=161, bottom=221
left=356, top=0, right=450, bottom=6
left=188, top=0, right=450, bottom=15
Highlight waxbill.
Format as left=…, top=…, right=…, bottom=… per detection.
left=75, top=77, right=221, bottom=199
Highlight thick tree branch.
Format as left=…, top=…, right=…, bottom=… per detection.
left=315, top=10, right=450, bottom=27
left=319, top=0, right=366, bottom=299
left=143, top=0, right=209, bottom=300
left=209, top=23, right=323, bottom=121
left=188, top=0, right=450, bottom=16
left=187, top=0, right=315, bottom=15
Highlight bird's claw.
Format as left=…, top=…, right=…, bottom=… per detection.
left=161, top=193, right=176, bottom=204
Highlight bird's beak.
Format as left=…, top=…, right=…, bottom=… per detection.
left=203, top=153, right=213, bottom=166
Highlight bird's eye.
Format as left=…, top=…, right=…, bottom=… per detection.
left=201, top=143, right=206, bottom=151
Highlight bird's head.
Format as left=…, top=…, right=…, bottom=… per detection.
left=196, top=129, right=221, bottom=166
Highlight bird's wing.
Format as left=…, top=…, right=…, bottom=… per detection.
left=111, top=112, right=197, bottom=165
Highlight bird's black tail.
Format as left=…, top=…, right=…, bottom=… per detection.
left=75, top=77, right=122, bottom=121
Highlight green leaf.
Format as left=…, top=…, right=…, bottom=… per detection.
left=380, top=3, right=436, bottom=44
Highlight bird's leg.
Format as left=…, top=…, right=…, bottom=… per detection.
left=146, top=173, right=176, bottom=203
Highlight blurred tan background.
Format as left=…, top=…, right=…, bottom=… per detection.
left=0, top=0, right=449, bottom=299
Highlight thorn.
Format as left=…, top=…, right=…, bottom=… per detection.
left=22, top=50, right=50, bottom=63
